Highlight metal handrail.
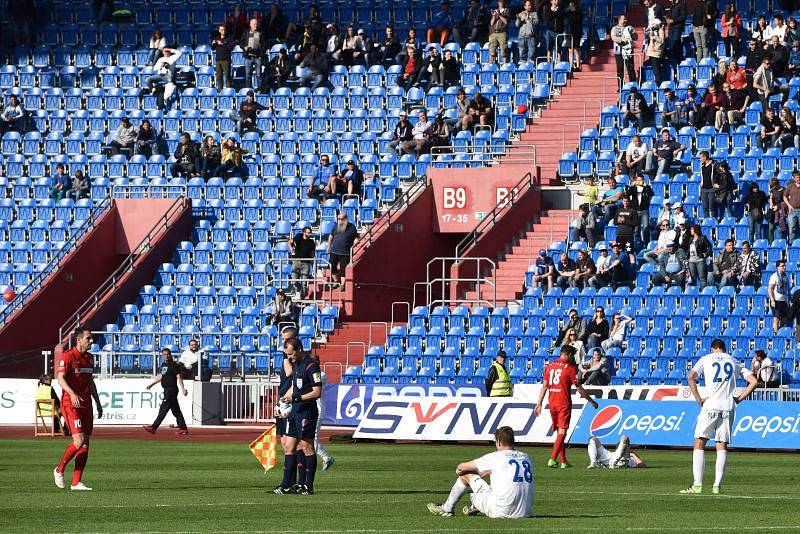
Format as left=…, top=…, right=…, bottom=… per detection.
left=111, top=183, right=188, bottom=199
left=430, top=144, right=537, bottom=167
left=351, top=174, right=429, bottom=260
left=59, top=195, right=189, bottom=346
left=455, top=171, right=535, bottom=260
left=0, top=195, right=112, bottom=326
left=266, top=256, right=335, bottom=308
left=425, top=256, right=497, bottom=309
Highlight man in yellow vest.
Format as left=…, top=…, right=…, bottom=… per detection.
left=36, top=374, right=64, bottom=434
left=485, top=351, right=512, bottom=397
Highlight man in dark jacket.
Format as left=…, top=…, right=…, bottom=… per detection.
left=623, top=86, right=653, bottom=128
left=378, top=26, right=401, bottom=66
left=211, top=25, right=235, bottom=90
left=614, top=197, right=639, bottom=251
left=712, top=160, right=736, bottom=220
left=298, top=43, right=329, bottom=90
left=691, top=0, right=718, bottom=60
left=417, top=45, right=443, bottom=88
left=627, top=174, right=655, bottom=249
left=238, top=90, right=267, bottom=134
left=263, top=3, right=289, bottom=45
left=454, top=0, right=490, bottom=45
left=650, top=128, right=685, bottom=178
left=767, top=35, right=789, bottom=78
left=170, top=132, right=199, bottom=178
left=264, top=48, right=291, bottom=91
left=327, top=212, right=358, bottom=289
left=554, top=309, right=587, bottom=347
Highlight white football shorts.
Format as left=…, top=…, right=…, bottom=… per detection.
left=694, top=408, right=734, bottom=443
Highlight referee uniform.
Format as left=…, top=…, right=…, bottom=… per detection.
left=148, top=358, right=188, bottom=433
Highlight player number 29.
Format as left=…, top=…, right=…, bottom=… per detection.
left=508, top=459, right=532, bottom=483
left=548, top=368, right=562, bottom=385
left=711, top=362, right=734, bottom=383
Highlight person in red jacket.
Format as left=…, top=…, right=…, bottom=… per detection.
left=535, top=345, right=598, bottom=469
left=699, top=84, right=727, bottom=127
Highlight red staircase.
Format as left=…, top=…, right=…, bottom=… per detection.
left=315, top=321, right=388, bottom=382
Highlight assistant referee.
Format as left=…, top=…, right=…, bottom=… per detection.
left=143, top=348, right=189, bottom=436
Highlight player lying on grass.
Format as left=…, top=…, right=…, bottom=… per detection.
left=427, top=426, right=533, bottom=519
left=587, top=435, right=647, bottom=469
left=535, top=345, right=598, bottom=468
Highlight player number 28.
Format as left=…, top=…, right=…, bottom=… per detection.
left=508, top=460, right=532, bottom=483
left=711, top=362, right=734, bottom=383
left=548, top=368, right=562, bottom=385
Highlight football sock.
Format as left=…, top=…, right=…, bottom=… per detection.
left=443, top=479, right=468, bottom=513
left=280, top=454, right=297, bottom=488
left=588, top=439, right=599, bottom=464
left=71, top=445, right=88, bottom=486
left=305, top=453, right=317, bottom=490
left=57, top=443, right=79, bottom=473
left=692, top=449, right=705, bottom=487
left=296, top=454, right=306, bottom=486
left=558, top=441, right=568, bottom=464
left=551, top=433, right=566, bottom=461
left=713, top=451, right=727, bottom=487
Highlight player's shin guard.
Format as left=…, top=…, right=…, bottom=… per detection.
left=305, top=453, right=317, bottom=491
left=692, top=449, right=705, bottom=487
left=280, top=454, right=297, bottom=489
left=57, top=443, right=79, bottom=473
left=713, top=451, right=727, bottom=488
left=296, top=454, right=306, bottom=487
left=71, top=445, right=88, bottom=486
left=551, top=433, right=566, bottom=461
left=443, top=479, right=468, bottom=513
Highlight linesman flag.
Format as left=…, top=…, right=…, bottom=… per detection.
left=249, top=424, right=278, bottom=472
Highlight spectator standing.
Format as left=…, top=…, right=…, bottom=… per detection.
left=298, top=44, right=329, bottom=90
left=211, top=25, right=235, bottom=91
left=389, top=111, right=413, bottom=155
left=237, top=90, right=267, bottom=135
left=484, top=351, right=512, bottom=397
left=712, top=160, right=735, bottom=220
left=622, top=87, right=653, bottom=128
left=240, top=19, right=266, bottom=89
left=397, top=28, right=422, bottom=65
left=565, top=0, right=584, bottom=69
left=397, top=47, right=422, bottom=91
left=620, top=135, right=648, bottom=176
left=784, top=171, right=800, bottom=242
left=570, top=203, right=598, bottom=248
left=67, top=171, right=90, bottom=202
left=751, top=16, right=769, bottom=44
left=709, top=239, right=741, bottom=288
left=403, top=110, right=434, bottom=156
left=646, top=19, right=666, bottom=86
left=327, top=212, right=358, bottom=289
left=134, top=119, right=158, bottom=158
left=751, top=350, right=780, bottom=387
left=739, top=241, right=761, bottom=287
left=555, top=253, right=578, bottom=290
left=691, top=0, right=718, bottom=60
left=324, top=25, right=344, bottom=65
left=585, top=307, right=609, bottom=349
left=614, top=197, right=639, bottom=251
left=652, top=242, right=686, bottom=287
left=289, top=225, right=316, bottom=296
left=226, top=3, right=248, bottom=42
left=265, top=48, right=291, bottom=91
left=109, top=117, right=137, bottom=155
left=379, top=26, right=401, bottom=66
left=765, top=15, right=788, bottom=44
left=515, top=1, right=538, bottom=64
left=531, top=249, right=555, bottom=291
left=487, top=0, right=511, bottom=63
left=427, top=1, right=453, bottom=46
left=572, top=248, right=596, bottom=289
left=147, top=29, right=166, bottom=66
left=686, top=224, right=713, bottom=287
left=554, top=309, right=587, bottom=347
left=579, top=348, right=611, bottom=385
left=720, top=3, right=742, bottom=57
left=601, top=312, right=633, bottom=352
left=466, top=92, right=494, bottom=130
left=611, top=15, right=636, bottom=90
left=455, top=0, right=489, bottom=45
left=642, top=0, right=665, bottom=29
left=264, top=4, right=290, bottom=46
left=196, top=135, right=221, bottom=180
left=768, top=176, right=787, bottom=241
left=744, top=183, right=768, bottom=242
left=666, top=0, right=687, bottom=59
left=170, top=133, right=199, bottom=178
left=769, top=260, right=790, bottom=333
left=49, top=164, right=71, bottom=201
left=698, top=151, right=716, bottom=219
left=651, top=128, right=684, bottom=179
left=542, top=0, right=565, bottom=61
left=767, top=34, right=790, bottom=78
left=143, top=348, right=189, bottom=436
left=627, top=174, right=654, bottom=248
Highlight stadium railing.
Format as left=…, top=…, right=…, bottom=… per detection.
left=221, top=381, right=280, bottom=423
left=425, top=256, right=497, bottom=309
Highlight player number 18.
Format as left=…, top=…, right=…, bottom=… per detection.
left=548, top=368, right=562, bottom=385
left=508, top=460, right=532, bottom=483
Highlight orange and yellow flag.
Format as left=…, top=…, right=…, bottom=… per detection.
left=249, top=424, right=278, bottom=472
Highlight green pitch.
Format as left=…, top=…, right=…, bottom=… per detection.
left=1, top=438, right=799, bottom=533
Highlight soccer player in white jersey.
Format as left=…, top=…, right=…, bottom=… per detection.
left=427, top=426, right=534, bottom=518
left=681, top=339, right=757, bottom=495
left=587, top=435, right=647, bottom=469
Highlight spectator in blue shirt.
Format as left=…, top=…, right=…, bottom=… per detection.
left=595, top=177, right=625, bottom=225
left=660, top=88, right=679, bottom=127
left=307, top=154, right=337, bottom=200
left=678, top=84, right=701, bottom=125
left=49, top=164, right=71, bottom=201
left=427, top=1, right=453, bottom=46
left=555, top=253, right=578, bottom=290
left=531, top=249, right=555, bottom=291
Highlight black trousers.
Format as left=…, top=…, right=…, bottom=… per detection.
left=152, top=387, right=187, bottom=430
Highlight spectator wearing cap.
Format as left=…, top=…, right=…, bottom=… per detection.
left=555, top=253, right=578, bottom=290
left=110, top=117, right=138, bottom=155
left=672, top=201, right=687, bottom=226
left=485, top=350, right=512, bottom=397
left=596, top=177, right=625, bottom=226
left=652, top=241, right=686, bottom=287
left=265, top=48, right=291, bottom=91
left=698, top=150, right=717, bottom=219
left=751, top=349, right=780, bottom=387
left=660, top=88, right=680, bottom=127
left=389, top=112, right=413, bottom=155
left=427, top=1, right=453, bottom=46
left=211, top=24, right=235, bottom=90
left=686, top=224, right=713, bottom=287
left=402, top=110, right=434, bottom=156
left=626, top=174, right=655, bottom=249
left=592, top=242, right=630, bottom=289
left=712, top=160, right=735, bottom=220
left=397, top=47, right=422, bottom=91
left=709, top=238, right=740, bottom=288
left=531, top=249, right=555, bottom=291
left=572, top=248, right=596, bottom=289
left=487, top=0, right=511, bottom=63
left=650, top=128, right=685, bottom=179
left=644, top=221, right=675, bottom=265
left=619, top=135, right=648, bottom=176
left=238, top=90, right=267, bottom=135
left=622, top=86, right=653, bottom=129
left=579, top=348, right=611, bottom=385
left=570, top=203, right=598, bottom=248
left=307, top=154, right=337, bottom=201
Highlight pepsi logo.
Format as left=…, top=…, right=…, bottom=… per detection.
left=590, top=405, right=623, bottom=439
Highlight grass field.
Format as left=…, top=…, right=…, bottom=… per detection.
left=1, top=437, right=799, bottom=533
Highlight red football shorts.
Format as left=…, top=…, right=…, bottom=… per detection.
left=62, top=404, right=93, bottom=436
left=549, top=406, right=571, bottom=431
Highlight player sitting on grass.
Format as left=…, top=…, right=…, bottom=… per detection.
left=535, top=345, right=598, bottom=469
left=427, top=426, right=533, bottom=519
left=587, top=435, right=647, bottom=469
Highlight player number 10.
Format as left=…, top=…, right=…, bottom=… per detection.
left=508, top=460, right=532, bottom=483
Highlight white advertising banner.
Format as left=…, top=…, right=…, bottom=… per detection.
left=0, top=378, right=194, bottom=426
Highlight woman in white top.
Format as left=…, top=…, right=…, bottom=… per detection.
left=341, top=26, right=365, bottom=67
left=600, top=312, right=633, bottom=352
left=148, top=29, right=166, bottom=66
left=564, top=328, right=585, bottom=364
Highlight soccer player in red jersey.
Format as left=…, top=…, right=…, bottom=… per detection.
left=535, top=345, right=598, bottom=468
left=53, top=327, right=103, bottom=491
